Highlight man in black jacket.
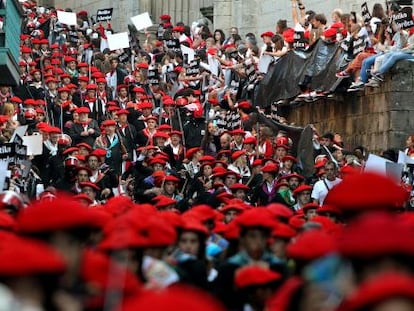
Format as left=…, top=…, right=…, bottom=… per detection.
left=67, top=107, right=101, bottom=147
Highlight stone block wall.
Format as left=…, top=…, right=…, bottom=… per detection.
left=285, top=60, right=414, bottom=154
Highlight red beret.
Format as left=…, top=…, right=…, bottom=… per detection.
left=293, top=184, right=312, bottom=196
left=76, top=107, right=90, bottom=114
left=79, top=181, right=100, bottom=191
left=21, top=46, right=32, bottom=53
left=220, top=203, right=246, bottom=214
left=231, top=128, right=246, bottom=136
left=96, top=77, right=107, bottom=84
left=186, top=147, right=201, bottom=159
left=235, top=208, right=276, bottom=230
left=323, top=27, right=337, bottom=38
left=86, top=84, right=98, bottom=90
left=262, top=163, right=279, bottom=173
left=98, top=225, right=148, bottom=252
left=231, top=150, right=246, bottom=161
left=10, top=96, right=22, bottom=103
left=0, top=233, right=66, bottom=276
left=77, top=142, right=93, bottom=151
left=286, top=229, right=337, bottom=262
left=229, top=183, right=250, bottom=192
left=102, top=119, right=116, bottom=127
left=260, top=31, right=274, bottom=38
left=338, top=212, right=414, bottom=259
left=77, top=62, right=88, bottom=68
left=271, top=223, right=297, bottom=239
left=116, top=109, right=129, bottom=115
left=267, top=203, right=294, bottom=221
left=78, top=76, right=89, bottom=82
left=160, top=14, right=171, bottom=20
left=172, top=26, right=185, bottom=33
left=169, top=130, right=182, bottom=137
left=338, top=272, right=414, bottom=311
left=302, top=202, right=319, bottom=213
left=235, top=266, right=281, bottom=289
left=184, top=204, right=216, bottom=223
left=16, top=195, right=100, bottom=233
left=132, top=86, right=146, bottom=93
left=145, top=115, right=158, bottom=122
left=317, top=204, right=342, bottom=216
left=58, top=86, right=70, bottom=93
left=144, top=217, right=177, bottom=247
left=281, top=155, right=297, bottom=163
left=62, top=147, right=79, bottom=156
left=136, top=63, right=149, bottom=69
left=324, top=172, right=408, bottom=213
left=252, top=159, right=263, bottom=167
left=164, top=175, right=180, bottom=183
left=120, top=284, right=225, bottom=311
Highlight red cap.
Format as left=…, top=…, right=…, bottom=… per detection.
left=172, top=26, right=185, bottom=33
left=116, top=109, right=129, bottom=115
left=337, top=272, right=414, bottom=311
left=16, top=195, right=101, bottom=233
left=324, top=27, right=337, bottom=38
left=186, top=147, right=201, bottom=159
left=236, top=208, right=276, bottom=230
left=0, top=234, right=66, bottom=276
left=293, top=184, right=312, bottom=196
left=160, top=14, right=171, bottom=20
left=324, top=172, right=408, bottom=213
left=76, top=107, right=90, bottom=114
left=120, top=285, right=225, bottom=311
left=260, top=31, right=274, bottom=38
left=86, top=83, right=98, bottom=90
left=235, top=265, right=281, bottom=289
left=231, top=150, right=246, bottom=161
left=262, top=163, right=279, bottom=173
left=79, top=181, right=100, bottom=191
left=267, top=203, right=294, bottom=221
left=286, top=229, right=337, bottom=262
left=271, top=223, right=297, bottom=239
left=102, top=119, right=116, bottom=127
left=229, top=183, right=250, bottom=192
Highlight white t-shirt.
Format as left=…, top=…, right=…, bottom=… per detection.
left=311, top=177, right=342, bottom=205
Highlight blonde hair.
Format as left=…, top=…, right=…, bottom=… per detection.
left=2, top=103, right=15, bottom=116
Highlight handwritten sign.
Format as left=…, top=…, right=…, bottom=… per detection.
left=392, top=7, right=414, bottom=30
left=361, top=2, right=372, bottom=23
left=96, top=8, right=113, bottom=22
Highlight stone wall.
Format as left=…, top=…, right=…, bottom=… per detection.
left=284, top=60, right=414, bottom=154
left=47, top=0, right=382, bottom=35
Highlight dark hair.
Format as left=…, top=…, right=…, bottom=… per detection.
left=272, top=34, right=284, bottom=51
left=372, top=3, right=385, bottom=19
left=314, top=13, right=327, bottom=25
left=277, top=19, right=288, bottom=32
left=213, top=29, right=226, bottom=44
left=322, top=132, right=334, bottom=141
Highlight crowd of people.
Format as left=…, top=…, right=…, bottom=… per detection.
left=0, top=0, right=414, bottom=310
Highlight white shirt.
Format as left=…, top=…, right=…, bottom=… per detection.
left=311, top=177, right=342, bottom=205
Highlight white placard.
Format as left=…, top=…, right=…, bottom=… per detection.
left=130, top=12, right=153, bottom=31
left=398, top=150, right=414, bottom=165
left=57, top=11, right=78, bottom=26
left=9, top=125, right=28, bottom=143
left=258, top=54, right=273, bottom=73
left=208, top=54, right=220, bottom=76
left=23, top=135, right=43, bottom=156
left=181, top=45, right=195, bottom=63
left=107, top=32, right=130, bottom=51
left=0, top=161, right=9, bottom=191
left=364, top=154, right=392, bottom=175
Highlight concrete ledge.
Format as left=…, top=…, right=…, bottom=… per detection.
left=284, top=60, right=414, bottom=154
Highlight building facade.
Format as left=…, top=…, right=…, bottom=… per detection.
left=48, top=0, right=383, bottom=36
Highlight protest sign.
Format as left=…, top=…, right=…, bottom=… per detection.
left=361, top=2, right=372, bottom=23
left=130, top=12, right=153, bottom=31
left=107, top=32, right=130, bottom=51
left=96, top=8, right=113, bottom=22
left=57, top=11, right=77, bottom=26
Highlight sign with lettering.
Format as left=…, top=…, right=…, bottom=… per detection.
left=392, top=7, right=414, bottom=30
left=96, top=8, right=113, bottom=22
left=147, top=69, right=160, bottom=85
left=352, top=37, right=366, bottom=56
left=0, top=143, right=27, bottom=164
left=186, top=60, right=200, bottom=76
left=293, top=31, right=307, bottom=50
left=361, top=2, right=372, bottom=23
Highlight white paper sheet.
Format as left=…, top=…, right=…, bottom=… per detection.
left=130, top=12, right=153, bottom=31
left=107, top=32, right=130, bottom=51
left=23, top=135, right=43, bottom=156
left=364, top=154, right=392, bottom=175
left=57, top=11, right=77, bottom=26
left=181, top=45, right=195, bottom=63
left=258, top=54, right=273, bottom=73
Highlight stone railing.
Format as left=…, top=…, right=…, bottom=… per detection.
left=284, top=60, right=414, bottom=154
